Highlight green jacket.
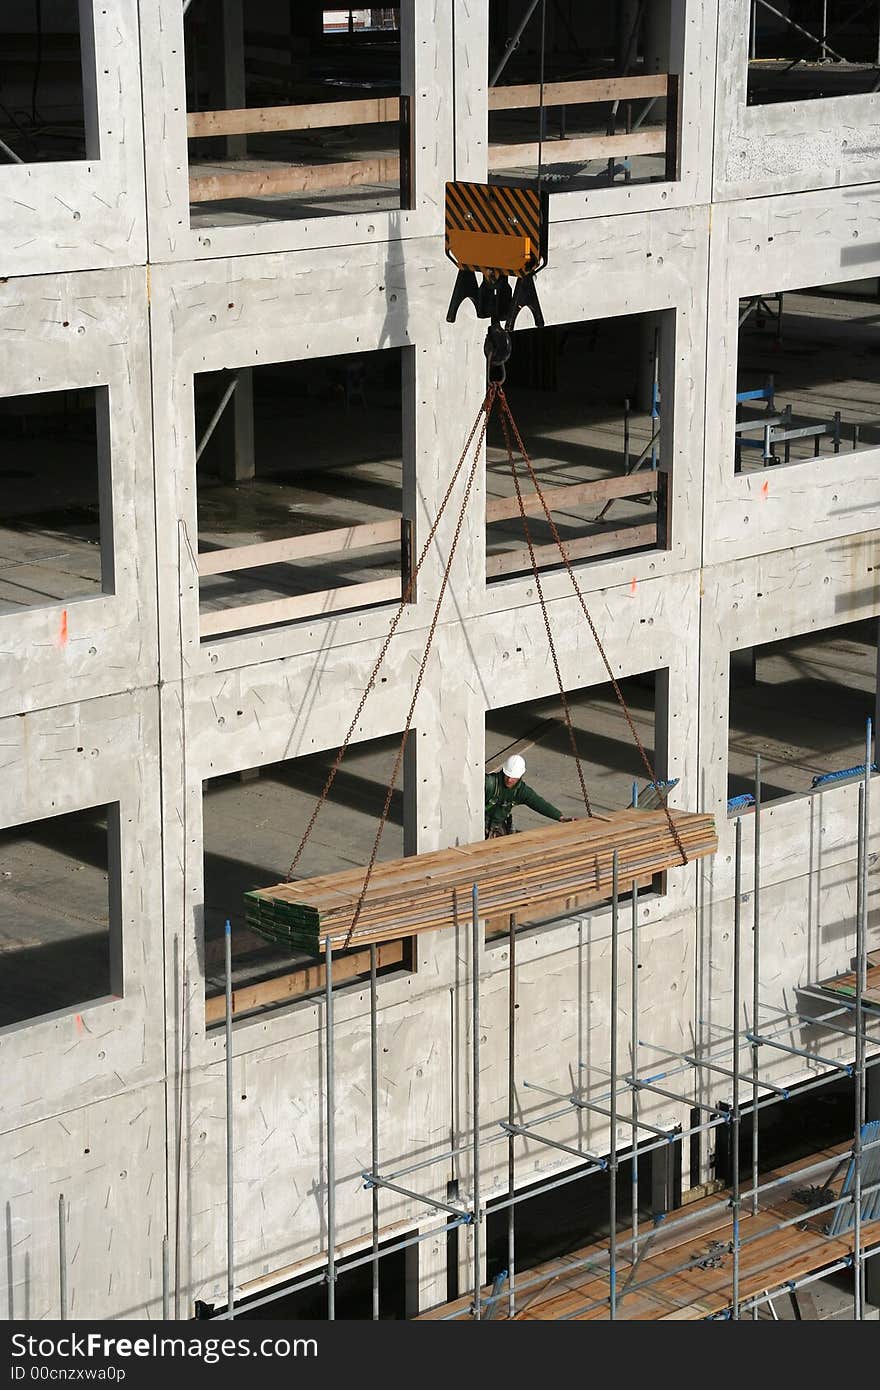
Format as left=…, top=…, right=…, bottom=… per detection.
left=484, top=771, right=563, bottom=829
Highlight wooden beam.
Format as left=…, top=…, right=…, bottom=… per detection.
left=189, top=154, right=400, bottom=202
left=246, top=812, right=719, bottom=953
left=488, top=75, right=669, bottom=110
left=199, top=575, right=402, bottom=638
left=489, top=129, right=666, bottom=171
left=188, top=96, right=401, bottom=139
left=205, top=939, right=405, bottom=1024
left=197, top=519, right=402, bottom=577
left=485, top=873, right=655, bottom=937
left=486, top=473, right=659, bottom=526
left=486, top=523, right=657, bottom=577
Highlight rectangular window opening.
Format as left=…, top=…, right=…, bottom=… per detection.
left=195, top=348, right=409, bottom=640
left=0, top=2, right=93, bottom=164
left=486, top=312, right=672, bottom=583
left=484, top=670, right=666, bottom=941
left=203, top=733, right=415, bottom=1025
left=734, top=279, right=880, bottom=474
left=184, top=2, right=405, bottom=226
left=727, top=618, right=879, bottom=809
left=487, top=0, right=682, bottom=192
left=323, top=9, right=400, bottom=35
left=0, top=803, right=121, bottom=1030
left=747, top=4, right=880, bottom=105
left=0, top=385, right=112, bottom=616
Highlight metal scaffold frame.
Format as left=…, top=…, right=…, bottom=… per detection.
left=199, top=724, right=879, bottom=1324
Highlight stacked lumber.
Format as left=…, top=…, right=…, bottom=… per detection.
left=815, top=950, right=880, bottom=1007
left=245, top=808, right=717, bottom=953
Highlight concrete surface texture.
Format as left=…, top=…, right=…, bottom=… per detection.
left=1, top=1, right=880, bottom=1322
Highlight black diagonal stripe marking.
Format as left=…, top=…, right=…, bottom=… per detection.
left=449, top=183, right=494, bottom=235
left=466, top=189, right=503, bottom=236
left=493, top=185, right=539, bottom=248
left=495, top=185, right=539, bottom=243
left=511, top=188, right=541, bottom=244
left=479, top=189, right=512, bottom=236
left=446, top=183, right=477, bottom=231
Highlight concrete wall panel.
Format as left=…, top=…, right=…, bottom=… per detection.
left=454, top=1, right=717, bottom=220
left=0, top=267, right=157, bottom=718
left=139, top=0, right=453, bottom=265
left=0, top=1084, right=165, bottom=1321
left=0, top=2, right=147, bottom=277
left=703, top=189, right=880, bottom=566
left=714, top=1, right=880, bottom=200
left=181, top=987, right=452, bottom=1306
left=0, top=689, right=164, bottom=1133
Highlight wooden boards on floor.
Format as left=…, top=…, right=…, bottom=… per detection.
left=418, top=1144, right=880, bottom=1321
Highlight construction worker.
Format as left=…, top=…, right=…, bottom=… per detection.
left=484, top=754, right=573, bottom=838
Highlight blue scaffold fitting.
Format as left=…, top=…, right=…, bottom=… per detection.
left=727, top=793, right=755, bottom=812
left=811, top=762, right=877, bottom=788
left=630, top=776, right=679, bottom=809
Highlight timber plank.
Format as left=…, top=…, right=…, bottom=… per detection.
left=486, top=522, right=657, bottom=576
left=488, top=76, right=669, bottom=110
left=485, top=472, right=659, bottom=525
left=417, top=1145, right=873, bottom=1320
left=189, top=155, right=400, bottom=203
left=188, top=97, right=400, bottom=139
left=489, top=130, right=666, bottom=172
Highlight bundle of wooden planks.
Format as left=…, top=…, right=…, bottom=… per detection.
left=245, top=808, right=717, bottom=954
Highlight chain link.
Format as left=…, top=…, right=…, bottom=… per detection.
left=498, top=407, right=593, bottom=818
left=343, top=390, right=496, bottom=946
left=498, top=388, right=688, bottom=867
left=286, top=383, right=499, bottom=885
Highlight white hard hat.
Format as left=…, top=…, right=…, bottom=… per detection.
left=502, top=754, right=526, bottom=779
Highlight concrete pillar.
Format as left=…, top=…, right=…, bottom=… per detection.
left=654, top=667, right=670, bottom=783
left=210, top=0, right=247, bottom=160
left=289, top=2, right=323, bottom=42
left=78, top=0, right=101, bottom=159
left=731, top=647, right=758, bottom=690
left=403, top=737, right=418, bottom=858
left=215, top=368, right=255, bottom=482
left=636, top=312, right=662, bottom=416
left=643, top=0, right=672, bottom=120
left=407, top=1220, right=449, bottom=1314
left=874, top=618, right=880, bottom=754
left=651, top=1127, right=682, bottom=1221
left=95, top=385, right=116, bottom=593
left=644, top=0, right=672, bottom=74
left=617, top=1, right=642, bottom=69
left=866, top=1061, right=880, bottom=1308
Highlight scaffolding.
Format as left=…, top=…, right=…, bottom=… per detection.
left=185, top=716, right=880, bottom=1323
